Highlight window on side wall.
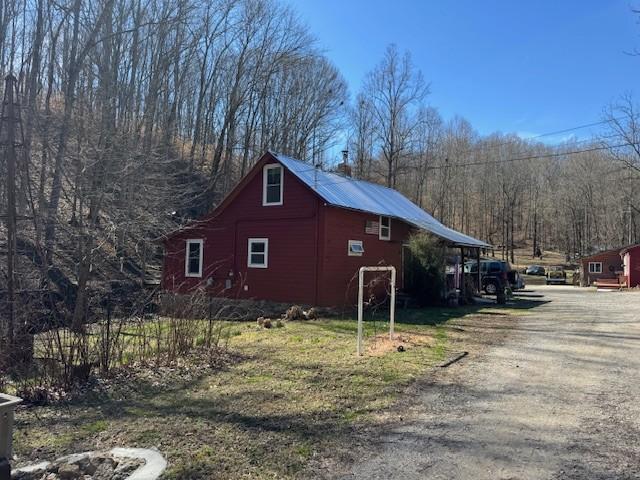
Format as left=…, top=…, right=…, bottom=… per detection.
left=263, top=164, right=283, bottom=206
left=588, top=262, right=602, bottom=274
left=185, top=239, right=203, bottom=277
left=248, top=238, right=269, bottom=268
left=379, top=216, right=391, bottom=240
left=348, top=240, right=364, bottom=256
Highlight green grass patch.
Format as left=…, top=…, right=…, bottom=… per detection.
left=81, top=419, right=108, bottom=435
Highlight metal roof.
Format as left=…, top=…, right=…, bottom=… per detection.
left=271, top=152, right=490, bottom=248
left=620, top=244, right=640, bottom=255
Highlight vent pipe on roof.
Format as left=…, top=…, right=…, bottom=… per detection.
left=337, top=149, right=352, bottom=177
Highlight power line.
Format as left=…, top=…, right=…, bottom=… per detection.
left=455, top=116, right=626, bottom=157
left=288, top=120, right=627, bottom=178
left=291, top=140, right=639, bottom=189
left=433, top=141, right=635, bottom=170
left=526, top=117, right=625, bottom=139
left=270, top=116, right=635, bottom=189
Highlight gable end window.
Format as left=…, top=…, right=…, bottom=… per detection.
left=248, top=238, right=269, bottom=268
left=185, top=239, right=203, bottom=277
left=588, top=262, right=602, bottom=274
left=263, top=164, right=283, bottom=206
left=379, top=216, right=391, bottom=240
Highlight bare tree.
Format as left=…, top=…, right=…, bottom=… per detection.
left=362, top=44, right=429, bottom=187
left=349, top=93, right=375, bottom=179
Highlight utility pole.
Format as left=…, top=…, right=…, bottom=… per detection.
left=1, top=74, right=27, bottom=363
left=629, top=202, right=633, bottom=246
left=628, top=164, right=634, bottom=246
left=1, top=75, right=19, bottom=351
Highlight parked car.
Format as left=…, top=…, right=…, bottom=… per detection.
left=526, top=265, right=546, bottom=276
left=546, top=266, right=566, bottom=285
left=464, top=259, right=511, bottom=295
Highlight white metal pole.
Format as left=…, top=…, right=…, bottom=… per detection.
left=390, top=266, right=396, bottom=339
left=357, top=267, right=365, bottom=356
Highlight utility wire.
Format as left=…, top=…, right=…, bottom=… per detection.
left=461, top=116, right=626, bottom=155
left=433, top=141, right=636, bottom=170
left=289, top=140, right=639, bottom=189
left=284, top=120, right=628, bottom=181
left=525, top=117, right=625, bottom=139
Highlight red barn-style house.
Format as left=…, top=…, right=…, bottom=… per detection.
left=162, top=151, right=489, bottom=307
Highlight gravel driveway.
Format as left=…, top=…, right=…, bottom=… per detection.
left=339, top=286, right=640, bottom=480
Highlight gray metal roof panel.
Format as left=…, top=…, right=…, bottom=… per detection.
left=271, top=152, right=490, bottom=248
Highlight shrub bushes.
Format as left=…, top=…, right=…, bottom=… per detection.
left=405, top=233, right=446, bottom=306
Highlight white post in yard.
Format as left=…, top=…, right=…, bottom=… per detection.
left=357, top=266, right=396, bottom=356
left=357, top=268, right=365, bottom=356
left=390, top=266, right=396, bottom=338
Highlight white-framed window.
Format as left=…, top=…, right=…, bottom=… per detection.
left=248, top=238, right=269, bottom=268
left=379, top=216, right=391, bottom=240
left=185, top=239, right=203, bottom=277
left=262, top=164, right=283, bottom=206
left=348, top=240, right=364, bottom=256
left=588, top=262, right=603, bottom=274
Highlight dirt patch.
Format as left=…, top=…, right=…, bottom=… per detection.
left=366, top=333, right=432, bottom=356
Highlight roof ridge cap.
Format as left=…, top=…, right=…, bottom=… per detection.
left=271, top=151, right=409, bottom=194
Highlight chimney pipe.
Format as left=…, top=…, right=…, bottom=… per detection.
left=337, top=149, right=352, bottom=177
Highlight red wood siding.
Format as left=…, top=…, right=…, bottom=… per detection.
left=233, top=217, right=318, bottom=303
left=317, top=206, right=412, bottom=307
left=162, top=155, right=320, bottom=304
left=623, top=245, right=640, bottom=288
left=579, top=250, right=623, bottom=286
left=162, top=152, right=416, bottom=307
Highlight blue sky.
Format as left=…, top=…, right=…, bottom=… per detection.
left=288, top=0, right=639, bottom=145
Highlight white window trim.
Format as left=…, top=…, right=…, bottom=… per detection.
left=348, top=240, right=364, bottom=257
left=185, top=239, right=204, bottom=278
left=588, top=262, right=602, bottom=274
left=379, top=215, right=391, bottom=241
left=262, top=164, right=283, bottom=206
left=248, top=238, right=269, bottom=268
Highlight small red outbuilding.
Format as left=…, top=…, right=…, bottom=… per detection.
left=579, top=244, right=640, bottom=288
left=621, top=244, right=640, bottom=288
left=579, top=249, right=624, bottom=286
left=161, top=151, right=488, bottom=307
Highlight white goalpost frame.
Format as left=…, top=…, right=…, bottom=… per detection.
left=357, top=266, right=396, bottom=356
